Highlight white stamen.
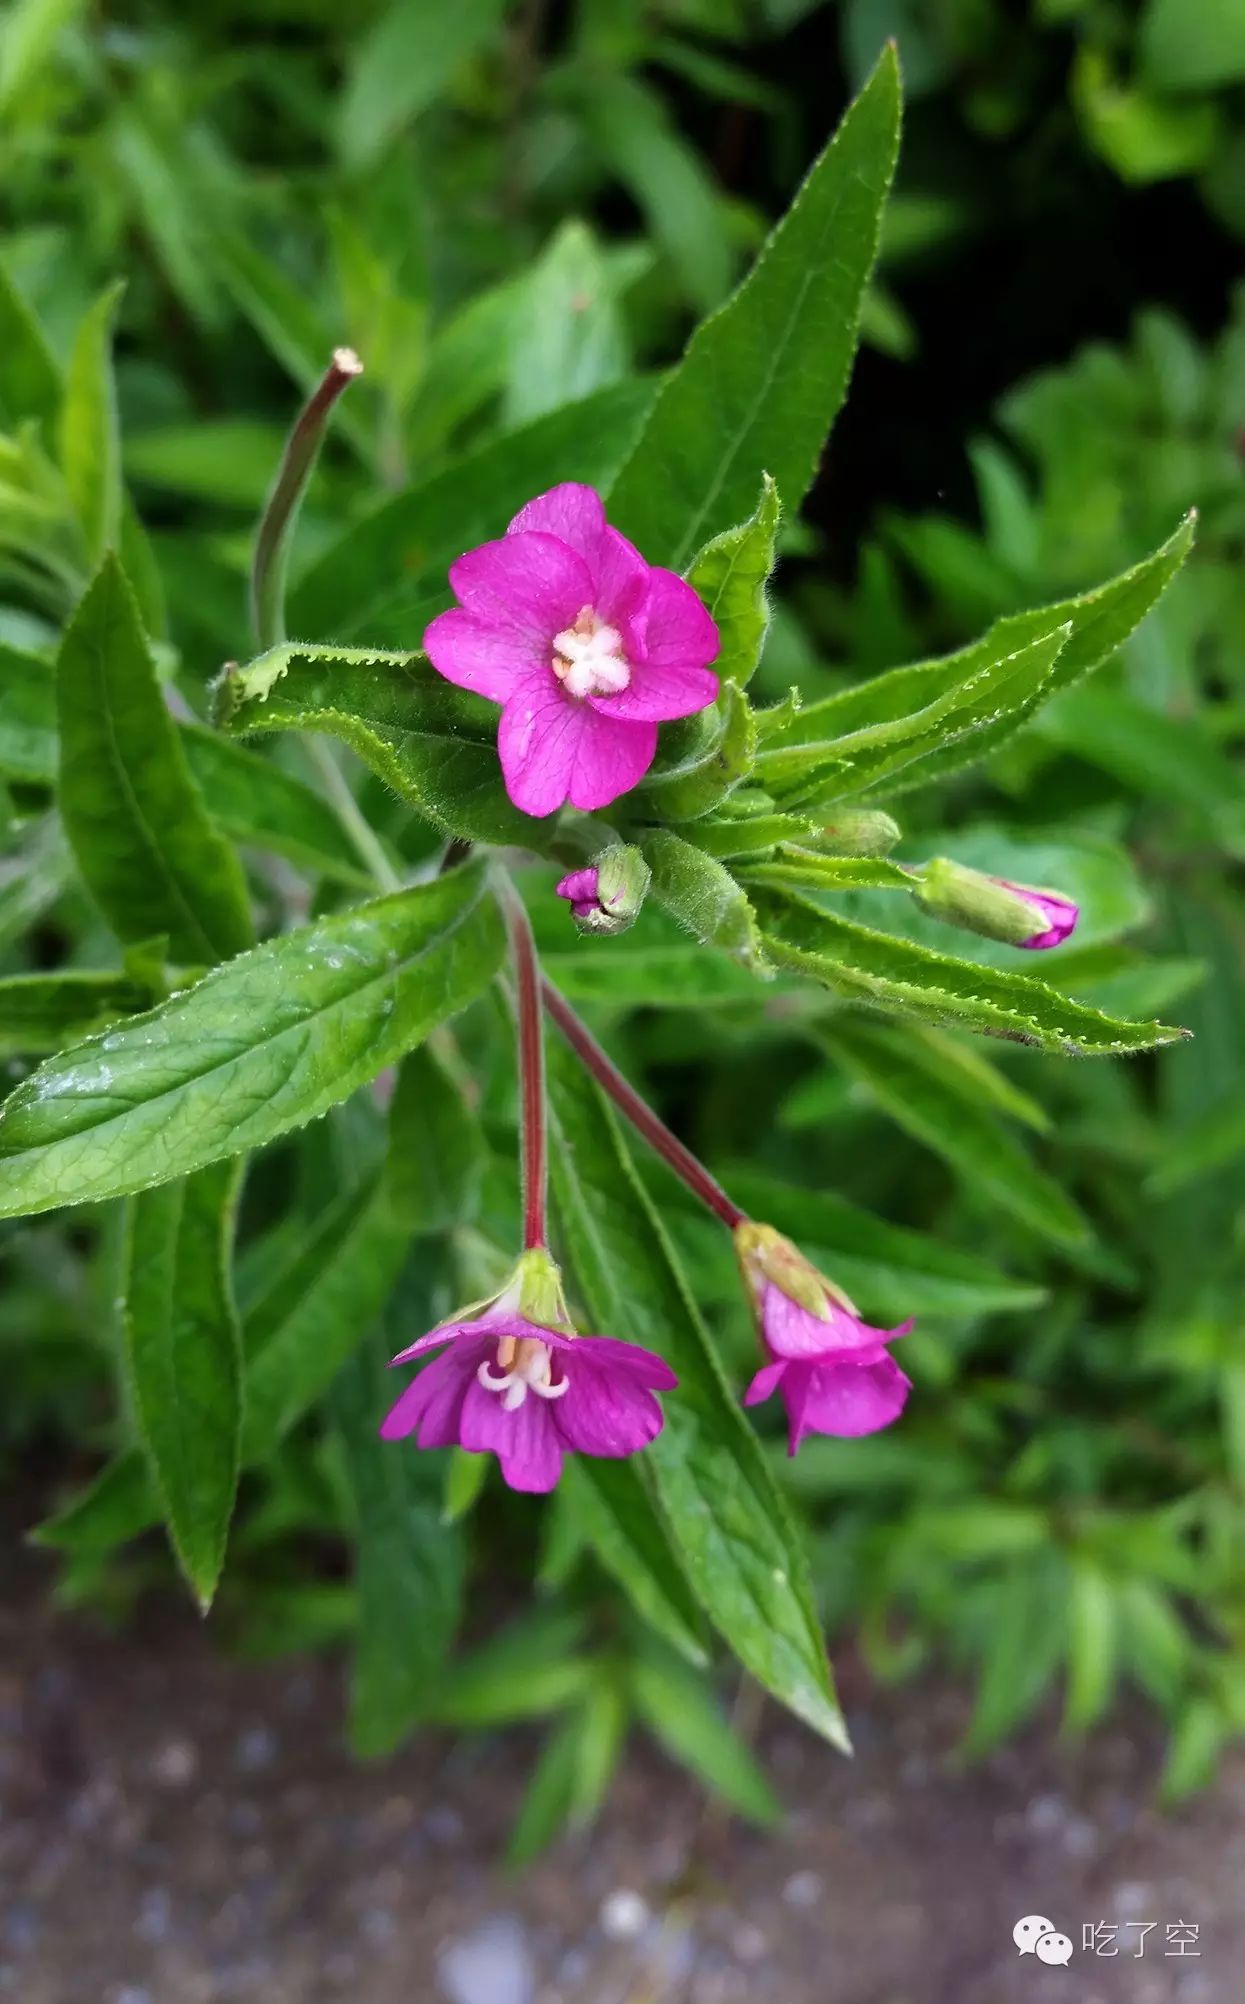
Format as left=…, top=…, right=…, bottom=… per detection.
left=501, top=1380, right=528, bottom=1411
left=478, top=1343, right=571, bottom=1407
left=552, top=606, right=631, bottom=700
left=478, top=1362, right=515, bottom=1392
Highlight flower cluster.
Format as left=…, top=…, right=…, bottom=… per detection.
left=379, top=484, right=1092, bottom=1496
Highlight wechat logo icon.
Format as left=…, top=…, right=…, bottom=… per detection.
left=1014, top=1916, right=1074, bottom=1965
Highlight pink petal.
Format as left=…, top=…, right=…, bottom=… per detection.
left=554, top=1352, right=666, bottom=1458
left=459, top=1376, right=565, bottom=1493
left=761, top=1283, right=909, bottom=1362
left=448, top=532, right=592, bottom=644
left=423, top=608, right=546, bottom=702
left=498, top=682, right=656, bottom=816
left=508, top=483, right=607, bottom=562
left=797, top=1356, right=912, bottom=1442
left=743, top=1359, right=787, bottom=1407
left=556, top=867, right=600, bottom=905
left=380, top=1345, right=475, bottom=1447
left=592, top=567, right=719, bottom=723
left=592, top=527, right=651, bottom=640
left=562, top=1334, right=678, bottom=1390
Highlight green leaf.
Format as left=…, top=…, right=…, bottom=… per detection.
left=1040, top=683, right=1245, bottom=857
left=179, top=727, right=373, bottom=887
left=630, top=1642, right=780, bottom=1825
left=0, top=642, right=56, bottom=781
left=740, top=850, right=913, bottom=893
left=506, top=1684, right=628, bottom=1864
left=755, top=887, right=1189, bottom=1055
left=217, top=641, right=548, bottom=849
left=387, top=1044, right=485, bottom=1233
left=121, top=1159, right=244, bottom=1609
left=719, top=1167, right=1045, bottom=1322
left=0, top=255, right=60, bottom=428
left=1063, top=1558, right=1118, bottom=1733
left=782, top=516, right=1195, bottom=793
left=0, top=970, right=150, bottom=1056
left=242, top=1173, right=410, bottom=1459
left=545, top=1035, right=847, bottom=1748
left=541, top=944, right=757, bottom=1011
left=1147, top=1088, right=1245, bottom=1197
left=560, top=1458, right=708, bottom=1666
left=503, top=222, right=632, bottom=426
left=59, top=282, right=124, bottom=566
left=0, top=863, right=504, bottom=1220
left=333, top=1334, right=463, bottom=1757
left=289, top=381, right=654, bottom=647
left=607, top=47, right=901, bottom=570
left=57, top=558, right=254, bottom=963
left=819, top=1017, right=1092, bottom=1248
left=338, top=0, right=507, bottom=171
left=685, top=476, right=781, bottom=689
left=31, top=1446, right=158, bottom=1554
left=635, top=680, right=756, bottom=821
left=428, top=1611, right=594, bottom=1725
left=0, top=0, right=86, bottom=113
left=1140, top=0, right=1245, bottom=93
left=690, top=812, right=816, bottom=861
left=641, top=829, right=763, bottom=964
left=585, top=74, right=732, bottom=313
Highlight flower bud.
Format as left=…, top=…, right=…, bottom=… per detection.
left=554, top=845, right=650, bottom=937
left=812, top=808, right=901, bottom=857
left=911, top=857, right=1079, bottom=950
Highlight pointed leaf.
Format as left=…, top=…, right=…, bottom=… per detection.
left=546, top=1035, right=847, bottom=1748
left=755, top=886, right=1189, bottom=1055
left=57, top=558, right=254, bottom=962
left=122, top=1159, right=244, bottom=1608
left=684, top=475, right=781, bottom=688
left=607, top=47, right=901, bottom=569
left=0, top=863, right=504, bottom=1219
left=59, top=282, right=124, bottom=565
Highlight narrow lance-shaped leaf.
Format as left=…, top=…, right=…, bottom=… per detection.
left=59, top=281, right=124, bottom=565
left=0, top=254, right=60, bottom=428
left=781, top=516, right=1196, bottom=793
left=0, top=971, right=151, bottom=1057
left=755, top=886, right=1190, bottom=1055
left=332, top=1328, right=465, bottom=1758
left=684, top=475, right=781, bottom=689
left=122, top=1159, right=244, bottom=1609
left=217, top=642, right=553, bottom=850
left=634, top=680, right=756, bottom=821
left=57, top=557, right=254, bottom=963
left=0, top=862, right=504, bottom=1219
left=607, top=47, right=901, bottom=570
left=818, top=1017, right=1092, bottom=1249
left=545, top=1035, right=848, bottom=1748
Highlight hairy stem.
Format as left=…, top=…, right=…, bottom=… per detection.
left=542, top=981, right=745, bottom=1231
left=250, top=346, right=363, bottom=652
left=499, top=879, right=548, bottom=1251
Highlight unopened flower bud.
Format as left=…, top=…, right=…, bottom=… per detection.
left=554, top=845, right=650, bottom=936
left=812, top=808, right=901, bottom=857
left=912, top=858, right=1079, bottom=950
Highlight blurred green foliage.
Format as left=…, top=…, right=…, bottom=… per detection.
left=1, top=0, right=1243, bottom=1842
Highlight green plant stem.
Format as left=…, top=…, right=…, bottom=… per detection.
left=250, top=346, right=363, bottom=653
left=498, top=878, right=549, bottom=1251
left=541, top=980, right=745, bottom=1231
left=248, top=349, right=402, bottom=894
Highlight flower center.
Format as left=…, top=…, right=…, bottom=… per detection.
left=552, top=605, right=631, bottom=700
left=477, top=1335, right=569, bottom=1412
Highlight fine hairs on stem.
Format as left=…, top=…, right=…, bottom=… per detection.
left=498, top=876, right=549, bottom=1251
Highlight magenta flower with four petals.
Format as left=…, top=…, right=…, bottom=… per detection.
left=423, top=483, right=720, bottom=816
left=381, top=1306, right=677, bottom=1494
left=736, top=1223, right=912, bottom=1452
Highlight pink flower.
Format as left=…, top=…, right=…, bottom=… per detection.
left=423, top=483, right=720, bottom=816
left=735, top=1223, right=912, bottom=1453
left=992, top=878, right=1080, bottom=951
left=380, top=1309, right=677, bottom=1494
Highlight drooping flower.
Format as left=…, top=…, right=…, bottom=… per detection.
left=379, top=1252, right=677, bottom=1493
left=735, top=1222, right=912, bottom=1452
left=555, top=843, right=651, bottom=936
left=911, top=856, right=1080, bottom=951
left=423, top=483, right=720, bottom=817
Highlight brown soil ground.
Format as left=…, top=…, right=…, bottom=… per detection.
left=1, top=1547, right=1239, bottom=2004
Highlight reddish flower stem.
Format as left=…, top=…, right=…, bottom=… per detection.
left=541, top=980, right=745, bottom=1231
left=499, top=880, right=548, bottom=1251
